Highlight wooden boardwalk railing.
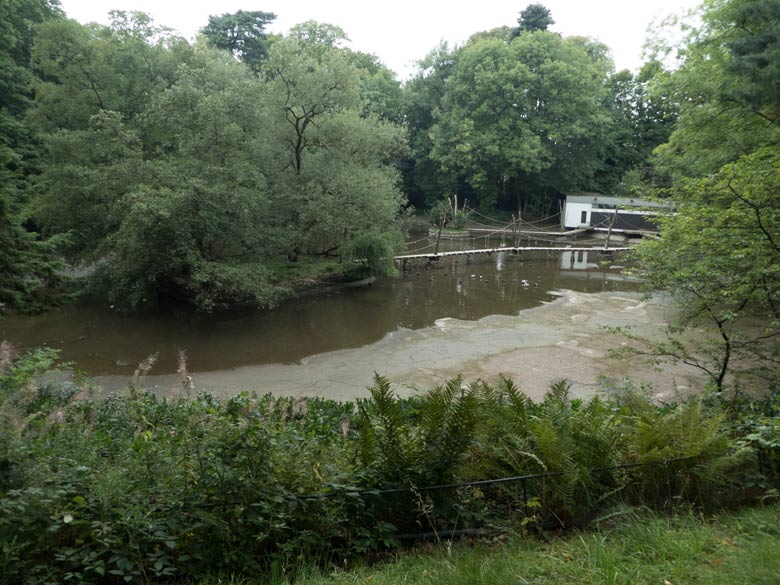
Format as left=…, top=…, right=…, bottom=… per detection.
left=393, top=246, right=632, bottom=261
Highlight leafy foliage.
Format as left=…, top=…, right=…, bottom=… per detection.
left=653, top=0, right=780, bottom=178
left=29, top=16, right=406, bottom=310
left=636, top=0, right=780, bottom=390
left=426, top=30, right=612, bottom=214
left=201, top=10, right=276, bottom=71
left=516, top=3, right=555, bottom=34
left=342, top=232, right=399, bottom=278
left=0, top=350, right=774, bottom=582
left=0, top=0, right=65, bottom=312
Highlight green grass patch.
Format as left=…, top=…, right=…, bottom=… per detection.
left=296, top=505, right=780, bottom=585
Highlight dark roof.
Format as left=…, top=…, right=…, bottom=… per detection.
left=565, top=193, right=672, bottom=209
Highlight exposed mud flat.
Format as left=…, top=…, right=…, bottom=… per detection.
left=95, top=290, right=703, bottom=402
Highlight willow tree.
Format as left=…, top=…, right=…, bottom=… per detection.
left=31, top=15, right=407, bottom=310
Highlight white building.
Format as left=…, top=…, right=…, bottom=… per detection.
left=562, top=193, right=673, bottom=234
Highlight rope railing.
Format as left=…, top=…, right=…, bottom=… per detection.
left=464, top=207, right=512, bottom=226
left=464, top=206, right=561, bottom=227
left=516, top=211, right=562, bottom=226
left=300, top=455, right=697, bottom=500
left=399, top=218, right=616, bottom=256
left=181, top=453, right=709, bottom=545
left=405, top=209, right=618, bottom=256
left=404, top=233, right=436, bottom=247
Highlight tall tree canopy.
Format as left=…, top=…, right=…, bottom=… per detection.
left=517, top=4, right=555, bottom=33
left=31, top=16, right=406, bottom=310
left=200, top=10, right=276, bottom=71
left=653, top=0, right=780, bottom=178
left=595, top=61, right=678, bottom=191
left=401, top=43, right=460, bottom=208
left=0, top=0, right=65, bottom=312
left=426, top=31, right=613, bottom=214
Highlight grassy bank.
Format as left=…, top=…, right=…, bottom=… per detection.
left=293, top=505, right=780, bottom=585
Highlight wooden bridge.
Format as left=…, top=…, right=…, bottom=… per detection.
left=393, top=246, right=632, bottom=261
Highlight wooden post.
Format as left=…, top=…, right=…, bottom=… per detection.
left=558, top=198, right=563, bottom=228
left=433, top=208, right=445, bottom=257
left=604, top=206, right=619, bottom=250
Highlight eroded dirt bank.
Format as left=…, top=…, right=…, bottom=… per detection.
left=96, top=290, right=703, bottom=402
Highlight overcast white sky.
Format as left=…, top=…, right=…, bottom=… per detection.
left=58, top=0, right=702, bottom=79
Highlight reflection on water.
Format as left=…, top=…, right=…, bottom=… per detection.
left=561, top=250, right=600, bottom=270
left=1, top=247, right=637, bottom=376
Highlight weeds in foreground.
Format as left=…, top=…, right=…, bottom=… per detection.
left=0, top=349, right=778, bottom=583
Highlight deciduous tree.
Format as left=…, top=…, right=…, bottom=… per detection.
left=0, top=0, right=65, bottom=311
left=636, top=0, right=780, bottom=389
left=428, top=32, right=612, bottom=214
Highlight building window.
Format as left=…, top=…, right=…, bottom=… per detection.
left=581, top=210, right=587, bottom=224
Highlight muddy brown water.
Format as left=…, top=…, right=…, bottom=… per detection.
left=1, top=245, right=638, bottom=383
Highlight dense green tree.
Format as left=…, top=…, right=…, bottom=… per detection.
left=36, top=110, right=145, bottom=253
left=0, top=190, right=67, bottom=312
left=200, top=10, right=276, bottom=72
left=653, top=0, right=780, bottom=179
left=0, top=0, right=65, bottom=312
left=31, top=16, right=407, bottom=309
left=723, top=0, right=780, bottom=115
left=427, top=32, right=612, bottom=214
left=261, top=35, right=407, bottom=261
left=31, top=11, right=191, bottom=132
left=636, top=0, right=780, bottom=388
left=348, top=50, right=403, bottom=122
left=101, top=49, right=281, bottom=309
left=594, top=62, right=678, bottom=191
left=516, top=3, right=555, bottom=34
left=32, top=12, right=193, bottom=251
left=401, top=43, right=461, bottom=208
left=287, top=20, right=349, bottom=49
left=637, top=148, right=780, bottom=389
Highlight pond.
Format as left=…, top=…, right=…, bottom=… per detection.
left=1, top=240, right=638, bottom=388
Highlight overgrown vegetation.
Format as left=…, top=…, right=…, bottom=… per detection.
left=1, top=348, right=778, bottom=583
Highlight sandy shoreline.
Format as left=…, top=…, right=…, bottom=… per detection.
left=95, top=289, right=704, bottom=402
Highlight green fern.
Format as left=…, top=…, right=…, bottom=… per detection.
left=625, top=397, right=742, bottom=507
left=357, top=374, right=410, bottom=483
left=418, top=377, right=480, bottom=484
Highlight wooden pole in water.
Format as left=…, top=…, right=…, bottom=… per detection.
left=604, top=206, right=619, bottom=250
left=433, top=208, right=445, bottom=257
